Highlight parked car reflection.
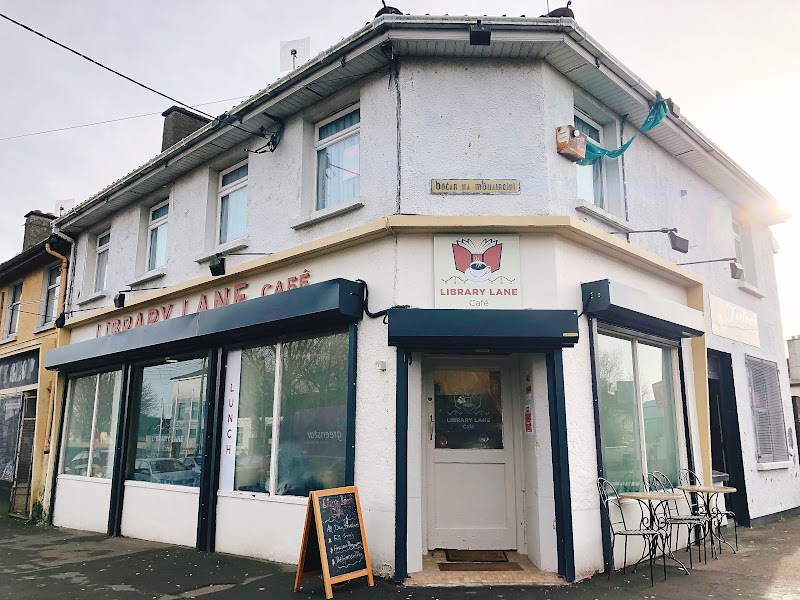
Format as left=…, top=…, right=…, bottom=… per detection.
left=133, top=458, right=199, bottom=487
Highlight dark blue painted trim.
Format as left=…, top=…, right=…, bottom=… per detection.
left=197, top=347, right=223, bottom=551
left=108, top=363, right=133, bottom=536
left=47, top=376, right=70, bottom=526
left=345, top=323, right=358, bottom=486
left=394, top=349, right=408, bottom=583
left=547, top=349, right=575, bottom=582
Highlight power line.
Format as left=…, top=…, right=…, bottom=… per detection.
left=0, top=12, right=268, bottom=141
left=0, top=96, right=250, bottom=142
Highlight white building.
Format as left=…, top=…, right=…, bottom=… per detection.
left=40, top=14, right=797, bottom=583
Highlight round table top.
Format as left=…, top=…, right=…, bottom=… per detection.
left=678, top=485, right=737, bottom=494
left=618, top=491, right=684, bottom=501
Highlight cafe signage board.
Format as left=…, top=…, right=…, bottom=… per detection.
left=431, top=179, right=520, bottom=194
left=294, top=486, right=373, bottom=599
left=434, top=234, right=521, bottom=309
left=709, top=294, right=760, bottom=347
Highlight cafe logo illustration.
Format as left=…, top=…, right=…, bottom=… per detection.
left=434, top=234, right=521, bottom=309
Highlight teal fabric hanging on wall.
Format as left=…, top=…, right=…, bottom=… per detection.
left=577, top=93, right=668, bottom=166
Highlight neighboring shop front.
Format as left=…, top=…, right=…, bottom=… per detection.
left=45, top=217, right=712, bottom=581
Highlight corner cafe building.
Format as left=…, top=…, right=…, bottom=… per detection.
left=44, top=216, right=709, bottom=582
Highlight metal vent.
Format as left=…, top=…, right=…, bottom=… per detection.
left=746, top=356, right=789, bottom=463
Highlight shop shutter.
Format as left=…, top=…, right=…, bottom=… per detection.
left=746, top=356, right=789, bottom=463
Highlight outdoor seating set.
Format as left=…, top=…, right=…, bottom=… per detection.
left=597, top=469, right=738, bottom=586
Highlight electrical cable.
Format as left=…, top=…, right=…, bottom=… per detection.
left=0, top=95, right=249, bottom=142
left=0, top=11, right=268, bottom=142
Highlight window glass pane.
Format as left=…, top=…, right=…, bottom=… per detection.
left=316, top=133, right=360, bottom=210
left=94, top=249, right=108, bottom=292
left=433, top=369, right=503, bottom=450
left=0, top=393, right=23, bottom=483
left=130, top=359, right=207, bottom=487
left=638, top=343, right=679, bottom=485
left=151, top=204, right=169, bottom=221
left=597, top=334, right=642, bottom=492
left=49, top=266, right=61, bottom=287
left=44, top=287, right=57, bottom=323
left=148, top=222, right=168, bottom=270
left=276, top=332, right=349, bottom=496
left=574, top=116, right=604, bottom=208
left=11, top=284, right=22, bottom=304
left=221, top=164, right=248, bottom=188
left=235, top=346, right=276, bottom=493
left=7, top=285, right=21, bottom=336
left=62, top=375, right=98, bottom=476
left=319, top=109, right=360, bottom=141
left=98, top=233, right=110, bottom=247
left=91, top=371, right=122, bottom=478
left=219, top=186, right=248, bottom=244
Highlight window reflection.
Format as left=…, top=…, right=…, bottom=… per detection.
left=130, top=359, right=207, bottom=487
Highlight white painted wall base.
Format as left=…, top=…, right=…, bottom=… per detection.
left=52, top=475, right=111, bottom=533
left=120, top=481, right=198, bottom=547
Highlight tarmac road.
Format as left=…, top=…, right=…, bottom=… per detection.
left=1, top=513, right=799, bottom=599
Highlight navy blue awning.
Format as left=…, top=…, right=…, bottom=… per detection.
left=581, top=279, right=704, bottom=339
left=45, top=278, right=364, bottom=372
left=387, top=308, right=579, bottom=352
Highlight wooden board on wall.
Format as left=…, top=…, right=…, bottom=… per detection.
left=294, top=486, right=374, bottom=599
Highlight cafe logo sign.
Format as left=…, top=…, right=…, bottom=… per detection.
left=434, top=234, right=521, bottom=309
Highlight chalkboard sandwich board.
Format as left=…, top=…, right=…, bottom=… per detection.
left=294, top=486, right=374, bottom=599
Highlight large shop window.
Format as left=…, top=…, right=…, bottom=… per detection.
left=129, top=358, right=208, bottom=487
left=61, top=371, right=122, bottom=478
left=596, top=330, right=682, bottom=492
left=746, top=356, right=789, bottom=464
left=0, top=392, right=23, bottom=483
left=230, top=331, right=349, bottom=497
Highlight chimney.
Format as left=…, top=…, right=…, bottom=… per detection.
left=22, top=210, right=56, bottom=251
left=161, top=106, right=210, bottom=152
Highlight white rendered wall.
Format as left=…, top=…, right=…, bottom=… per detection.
left=52, top=476, right=111, bottom=533
left=120, top=482, right=199, bottom=547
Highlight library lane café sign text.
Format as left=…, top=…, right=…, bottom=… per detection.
left=96, top=269, right=311, bottom=337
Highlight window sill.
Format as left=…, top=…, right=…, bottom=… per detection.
left=127, top=269, right=166, bottom=287
left=291, top=198, right=364, bottom=230
left=217, top=490, right=308, bottom=505
left=123, top=480, right=200, bottom=494
left=76, top=290, right=108, bottom=306
left=0, top=335, right=17, bottom=346
left=738, top=282, right=766, bottom=299
left=57, top=474, right=112, bottom=485
left=32, top=323, right=55, bottom=335
left=757, top=460, right=793, bottom=471
left=195, top=237, right=250, bottom=264
left=575, top=201, right=632, bottom=232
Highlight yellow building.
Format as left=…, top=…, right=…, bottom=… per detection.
left=0, top=211, right=69, bottom=518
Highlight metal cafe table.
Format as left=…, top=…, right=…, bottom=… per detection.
left=678, top=484, right=738, bottom=557
left=618, top=490, right=689, bottom=576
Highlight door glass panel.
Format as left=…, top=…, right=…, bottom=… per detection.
left=433, top=369, right=503, bottom=450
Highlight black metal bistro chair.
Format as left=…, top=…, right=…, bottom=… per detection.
left=597, top=477, right=666, bottom=586
left=679, top=468, right=738, bottom=555
left=647, top=471, right=711, bottom=570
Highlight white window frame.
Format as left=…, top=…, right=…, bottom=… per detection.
left=146, top=199, right=170, bottom=272
left=40, top=263, right=61, bottom=326
left=732, top=219, right=758, bottom=287
left=575, top=109, right=608, bottom=210
left=217, top=160, right=249, bottom=246
left=314, top=105, right=361, bottom=211
left=94, top=230, right=111, bottom=293
left=595, top=324, right=688, bottom=488
left=5, top=281, right=23, bottom=338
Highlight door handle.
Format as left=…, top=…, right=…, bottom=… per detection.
left=429, top=415, right=434, bottom=441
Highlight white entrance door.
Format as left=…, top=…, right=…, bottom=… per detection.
left=426, top=362, right=517, bottom=550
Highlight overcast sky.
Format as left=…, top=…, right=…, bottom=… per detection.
left=1, top=0, right=798, bottom=337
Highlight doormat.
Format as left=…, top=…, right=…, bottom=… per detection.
left=444, top=550, right=508, bottom=563
left=438, top=562, right=523, bottom=572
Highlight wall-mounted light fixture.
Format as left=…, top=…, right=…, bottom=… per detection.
left=678, top=257, right=744, bottom=280
left=469, top=20, right=491, bottom=46
left=209, top=251, right=272, bottom=277
left=608, top=227, right=690, bottom=254
left=112, top=286, right=168, bottom=309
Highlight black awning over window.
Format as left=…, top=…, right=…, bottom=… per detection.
left=581, top=279, right=704, bottom=339
left=45, top=278, right=364, bottom=372
left=387, top=308, right=579, bottom=352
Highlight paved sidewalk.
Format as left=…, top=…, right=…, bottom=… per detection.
left=1, top=514, right=799, bottom=599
